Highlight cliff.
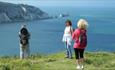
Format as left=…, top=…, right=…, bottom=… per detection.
left=0, top=2, right=49, bottom=23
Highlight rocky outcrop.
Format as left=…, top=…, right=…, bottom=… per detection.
left=0, top=2, right=49, bottom=23
left=0, top=13, right=11, bottom=22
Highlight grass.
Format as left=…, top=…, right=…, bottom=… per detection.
left=0, top=52, right=115, bottom=70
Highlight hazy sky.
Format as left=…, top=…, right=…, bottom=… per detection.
left=0, top=0, right=115, bottom=7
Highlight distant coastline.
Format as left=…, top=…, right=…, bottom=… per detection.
left=0, top=2, right=70, bottom=23
left=0, top=2, right=50, bottom=23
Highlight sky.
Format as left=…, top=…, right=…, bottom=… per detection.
left=0, top=0, right=115, bottom=7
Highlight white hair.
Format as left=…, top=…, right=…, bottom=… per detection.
left=77, top=19, right=88, bottom=29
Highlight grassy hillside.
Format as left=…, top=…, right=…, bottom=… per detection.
left=0, top=52, right=115, bottom=70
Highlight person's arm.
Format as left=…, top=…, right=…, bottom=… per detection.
left=71, top=27, right=74, bottom=33
left=19, top=32, right=21, bottom=38
left=72, top=29, right=80, bottom=41
left=69, top=27, right=73, bottom=35
left=72, top=30, right=75, bottom=41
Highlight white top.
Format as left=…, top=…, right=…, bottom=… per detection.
left=62, top=26, right=73, bottom=45
left=64, top=26, right=72, bottom=36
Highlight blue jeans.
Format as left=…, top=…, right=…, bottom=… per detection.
left=64, top=42, right=72, bottom=58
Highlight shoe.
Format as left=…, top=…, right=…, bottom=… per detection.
left=69, top=57, right=73, bottom=59
left=81, top=65, right=84, bottom=69
left=65, top=56, right=68, bottom=58
left=76, top=65, right=81, bottom=69
left=68, top=56, right=73, bottom=59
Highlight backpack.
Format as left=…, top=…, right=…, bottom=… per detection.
left=20, top=28, right=29, bottom=45
left=20, top=28, right=29, bottom=40
left=78, top=29, right=87, bottom=47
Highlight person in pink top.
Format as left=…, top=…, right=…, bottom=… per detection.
left=72, top=19, right=88, bottom=69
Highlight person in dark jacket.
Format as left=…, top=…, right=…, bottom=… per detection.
left=19, top=25, right=30, bottom=59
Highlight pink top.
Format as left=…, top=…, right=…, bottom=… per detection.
left=72, top=29, right=87, bottom=49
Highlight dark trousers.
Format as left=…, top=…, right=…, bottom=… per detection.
left=74, top=48, right=84, bottom=59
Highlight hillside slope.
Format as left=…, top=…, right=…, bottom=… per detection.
left=0, top=52, right=115, bottom=70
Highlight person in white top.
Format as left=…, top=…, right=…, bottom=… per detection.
left=62, top=20, right=73, bottom=59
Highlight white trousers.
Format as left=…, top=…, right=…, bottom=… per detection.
left=20, top=44, right=30, bottom=59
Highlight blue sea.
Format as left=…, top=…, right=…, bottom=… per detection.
left=0, top=6, right=115, bottom=56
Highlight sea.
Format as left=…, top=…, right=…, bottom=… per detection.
left=0, top=6, right=115, bottom=56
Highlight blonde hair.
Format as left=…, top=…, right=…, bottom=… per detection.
left=77, top=19, right=88, bottom=29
